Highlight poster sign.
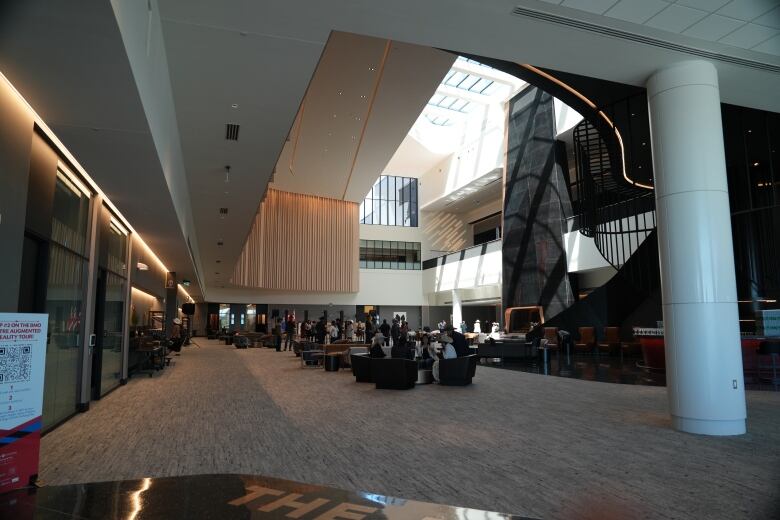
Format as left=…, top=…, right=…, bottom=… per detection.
left=0, top=313, right=48, bottom=493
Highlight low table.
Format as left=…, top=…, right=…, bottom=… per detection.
left=416, top=368, right=433, bottom=385
left=324, top=353, right=341, bottom=372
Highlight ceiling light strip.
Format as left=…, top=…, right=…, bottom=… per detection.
left=288, top=97, right=307, bottom=176
left=0, top=71, right=173, bottom=277
left=519, top=63, right=653, bottom=190
left=341, top=40, right=393, bottom=200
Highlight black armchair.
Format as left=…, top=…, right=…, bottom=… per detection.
left=439, top=355, right=478, bottom=386
left=371, top=358, right=417, bottom=390
left=351, top=354, right=373, bottom=383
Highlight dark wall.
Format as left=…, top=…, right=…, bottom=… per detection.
left=503, top=86, right=573, bottom=321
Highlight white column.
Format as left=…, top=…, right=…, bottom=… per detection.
left=647, top=60, right=746, bottom=436
left=451, top=290, right=462, bottom=330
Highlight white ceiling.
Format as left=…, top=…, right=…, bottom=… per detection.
left=3, top=0, right=780, bottom=302
left=270, top=33, right=454, bottom=203
left=422, top=169, right=504, bottom=214
left=158, top=9, right=325, bottom=288
left=540, top=0, right=780, bottom=56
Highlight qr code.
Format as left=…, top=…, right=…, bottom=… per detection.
left=0, top=345, right=32, bottom=383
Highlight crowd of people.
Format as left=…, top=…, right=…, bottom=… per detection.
left=269, top=313, right=479, bottom=382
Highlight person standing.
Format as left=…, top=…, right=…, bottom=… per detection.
left=380, top=319, right=391, bottom=346
left=345, top=320, right=354, bottom=341
left=316, top=317, right=326, bottom=344
left=273, top=318, right=283, bottom=352
left=329, top=321, right=339, bottom=344
left=285, top=315, right=296, bottom=351
left=390, top=319, right=400, bottom=346
left=364, top=318, right=374, bottom=344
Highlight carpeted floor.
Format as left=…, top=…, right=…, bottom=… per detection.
left=40, top=339, right=780, bottom=519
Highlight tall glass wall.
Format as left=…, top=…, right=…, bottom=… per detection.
left=43, top=169, right=90, bottom=428
left=359, top=176, right=418, bottom=227
left=97, top=218, right=127, bottom=395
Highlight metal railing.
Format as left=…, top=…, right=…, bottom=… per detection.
left=572, top=118, right=659, bottom=294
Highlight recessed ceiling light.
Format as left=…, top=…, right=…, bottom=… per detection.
left=333, top=114, right=337, bottom=118
left=337, top=90, right=343, bottom=95
left=368, top=67, right=375, bottom=71
left=753, top=162, right=760, bottom=167
left=360, top=95, right=367, bottom=99
left=748, top=129, right=752, bottom=133
left=231, top=103, right=238, bottom=108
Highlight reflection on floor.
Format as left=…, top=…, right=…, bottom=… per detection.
left=1, top=474, right=533, bottom=520
left=486, top=352, right=771, bottom=391
left=486, top=354, right=666, bottom=386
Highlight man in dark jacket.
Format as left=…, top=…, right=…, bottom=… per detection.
left=315, top=317, right=326, bottom=344
left=379, top=319, right=391, bottom=346
left=450, top=327, right=470, bottom=357
left=390, top=319, right=401, bottom=346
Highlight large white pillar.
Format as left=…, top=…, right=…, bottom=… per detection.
left=647, top=60, right=746, bottom=435
left=452, top=290, right=462, bottom=330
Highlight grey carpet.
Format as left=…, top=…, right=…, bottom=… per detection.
left=40, top=339, right=780, bottom=519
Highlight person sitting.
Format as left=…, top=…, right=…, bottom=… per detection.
left=418, top=333, right=435, bottom=369
left=369, top=334, right=386, bottom=358
left=449, top=327, right=470, bottom=357
left=432, top=333, right=457, bottom=382
left=391, top=332, right=410, bottom=359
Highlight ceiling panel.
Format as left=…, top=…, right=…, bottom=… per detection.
left=720, top=22, right=779, bottom=47
left=270, top=33, right=454, bottom=203
left=684, top=14, right=745, bottom=40
left=645, top=4, right=709, bottom=32
left=677, top=0, right=731, bottom=11
left=562, top=0, right=621, bottom=15
left=718, top=0, right=779, bottom=21
left=605, top=0, right=670, bottom=25
left=754, top=6, right=780, bottom=28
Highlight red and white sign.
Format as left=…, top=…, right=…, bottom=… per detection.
left=0, top=313, right=48, bottom=493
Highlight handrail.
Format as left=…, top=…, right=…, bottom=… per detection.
left=423, top=238, right=501, bottom=270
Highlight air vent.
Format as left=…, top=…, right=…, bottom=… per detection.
left=510, top=6, right=780, bottom=74
left=225, top=123, right=240, bottom=141
left=219, top=208, right=228, bottom=215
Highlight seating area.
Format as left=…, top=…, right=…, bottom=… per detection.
left=233, top=325, right=479, bottom=391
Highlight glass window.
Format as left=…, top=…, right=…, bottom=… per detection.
left=359, top=240, right=421, bottom=270
left=359, top=176, right=418, bottom=227
left=52, top=169, right=90, bottom=255
left=100, top=272, right=125, bottom=396
left=43, top=244, right=86, bottom=428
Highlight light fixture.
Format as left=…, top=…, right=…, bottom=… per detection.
left=753, top=162, right=760, bottom=167
left=137, top=262, right=149, bottom=271
left=231, top=103, right=238, bottom=108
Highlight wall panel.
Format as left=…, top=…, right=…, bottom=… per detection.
left=232, top=189, right=359, bottom=292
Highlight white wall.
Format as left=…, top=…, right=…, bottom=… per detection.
left=207, top=268, right=424, bottom=306
left=564, top=212, right=653, bottom=272
left=423, top=239, right=501, bottom=295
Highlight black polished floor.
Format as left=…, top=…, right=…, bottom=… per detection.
left=1, top=474, right=535, bottom=519
left=484, top=353, right=667, bottom=386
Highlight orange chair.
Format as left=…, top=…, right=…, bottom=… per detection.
left=575, top=327, right=596, bottom=353
left=598, top=327, right=621, bottom=356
